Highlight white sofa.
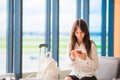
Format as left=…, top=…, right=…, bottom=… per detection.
left=60, top=56, right=120, bottom=80
left=1, top=57, right=119, bottom=80
left=96, top=56, right=120, bottom=80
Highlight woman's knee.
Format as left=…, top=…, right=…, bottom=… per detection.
left=65, top=76, right=72, bottom=80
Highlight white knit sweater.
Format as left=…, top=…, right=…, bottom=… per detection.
left=66, top=42, right=99, bottom=79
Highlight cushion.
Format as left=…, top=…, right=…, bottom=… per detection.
left=96, top=57, right=120, bottom=80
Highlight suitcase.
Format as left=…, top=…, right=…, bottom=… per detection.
left=36, top=44, right=60, bottom=80
left=20, top=44, right=59, bottom=80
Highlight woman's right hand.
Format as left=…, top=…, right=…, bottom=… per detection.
left=70, top=50, right=77, bottom=60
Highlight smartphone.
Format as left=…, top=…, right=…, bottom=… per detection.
left=77, top=50, right=82, bottom=54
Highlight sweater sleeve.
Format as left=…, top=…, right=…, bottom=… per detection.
left=66, top=42, right=73, bottom=66
left=85, top=42, right=99, bottom=71
left=73, top=43, right=99, bottom=72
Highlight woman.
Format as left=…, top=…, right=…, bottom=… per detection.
left=65, top=19, right=99, bottom=80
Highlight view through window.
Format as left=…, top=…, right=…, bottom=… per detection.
left=22, top=0, right=46, bottom=72
left=0, top=0, right=103, bottom=74
left=0, top=0, right=6, bottom=74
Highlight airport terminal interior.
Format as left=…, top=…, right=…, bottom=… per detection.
left=0, top=0, right=120, bottom=80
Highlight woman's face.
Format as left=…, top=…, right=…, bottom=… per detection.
left=75, top=26, right=85, bottom=43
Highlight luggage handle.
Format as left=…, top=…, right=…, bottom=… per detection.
left=39, top=44, right=48, bottom=48
left=39, top=44, right=48, bottom=55
left=38, top=44, right=49, bottom=74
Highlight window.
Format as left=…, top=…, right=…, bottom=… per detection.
left=22, top=0, right=46, bottom=72
left=0, top=0, right=7, bottom=74
left=89, top=0, right=101, bottom=55
left=59, top=0, right=76, bottom=70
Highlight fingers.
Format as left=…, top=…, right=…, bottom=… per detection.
left=70, top=50, right=87, bottom=60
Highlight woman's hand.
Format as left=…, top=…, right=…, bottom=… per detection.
left=70, top=50, right=87, bottom=60
left=76, top=51, right=87, bottom=60
left=70, top=50, right=77, bottom=60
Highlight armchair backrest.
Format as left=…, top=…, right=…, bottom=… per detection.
left=96, top=56, right=120, bottom=80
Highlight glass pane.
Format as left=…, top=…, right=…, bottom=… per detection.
left=59, top=0, right=76, bottom=70
left=89, top=0, right=101, bottom=55
left=23, top=0, right=45, bottom=72
left=0, top=0, right=6, bottom=74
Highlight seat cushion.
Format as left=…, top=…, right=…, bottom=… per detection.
left=96, top=57, right=120, bottom=80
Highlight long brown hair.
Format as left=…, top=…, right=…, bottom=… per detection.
left=70, top=19, right=91, bottom=56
